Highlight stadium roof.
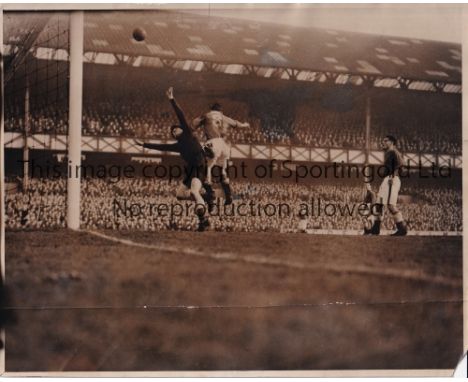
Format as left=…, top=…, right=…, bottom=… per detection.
left=4, top=10, right=462, bottom=88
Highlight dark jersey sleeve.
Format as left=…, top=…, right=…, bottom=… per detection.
left=143, top=142, right=180, bottom=153
left=170, top=98, right=190, bottom=133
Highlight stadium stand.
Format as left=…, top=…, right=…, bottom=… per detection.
left=4, top=11, right=461, bottom=155
left=4, top=84, right=461, bottom=155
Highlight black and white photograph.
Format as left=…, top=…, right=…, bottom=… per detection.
left=0, top=3, right=465, bottom=375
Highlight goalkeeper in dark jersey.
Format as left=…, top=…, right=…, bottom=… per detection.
left=135, top=87, right=214, bottom=232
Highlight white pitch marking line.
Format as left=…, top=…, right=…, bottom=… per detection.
left=87, top=230, right=462, bottom=288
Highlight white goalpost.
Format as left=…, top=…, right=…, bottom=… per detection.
left=66, top=11, right=84, bottom=230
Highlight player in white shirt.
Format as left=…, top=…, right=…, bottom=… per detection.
left=192, top=103, right=250, bottom=205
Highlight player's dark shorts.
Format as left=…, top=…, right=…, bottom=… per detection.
left=182, top=156, right=207, bottom=188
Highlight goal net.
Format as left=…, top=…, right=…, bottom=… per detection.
left=3, top=12, right=71, bottom=228
left=4, top=12, right=70, bottom=135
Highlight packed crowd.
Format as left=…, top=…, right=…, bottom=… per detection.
left=5, top=177, right=462, bottom=233
left=5, top=104, right=68, bottom=135
left=5, top=92, right=461, bottom=155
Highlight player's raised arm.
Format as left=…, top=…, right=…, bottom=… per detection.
left=223, top=115, right=250, bottom=129
left=166, top=87, right=190, bottom=132
left=192, top=115, right=204, bottom=130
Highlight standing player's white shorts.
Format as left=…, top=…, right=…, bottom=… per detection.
left=377, top=175, right=401, bottom=205
left=205, top=137, right=230, bottom=166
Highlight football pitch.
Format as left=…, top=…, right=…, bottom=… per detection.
left=4, top=230, right=463, bottom=372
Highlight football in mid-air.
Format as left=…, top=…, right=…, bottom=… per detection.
left=132, top=27, right=146, bottom=42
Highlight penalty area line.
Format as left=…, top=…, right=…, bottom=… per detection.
left=86, top=230, right=462, bottom=288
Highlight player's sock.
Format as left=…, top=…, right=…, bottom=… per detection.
left=221, top=182, right=233, bottom=205
left=203, top=183, right=215, bottom=212
left=363, top=220, right=372, bottom=235
left=195, top=204, right=209, bottom=232
left=393, top=211, right=403, bottom=223
left=197, top=217, right=209, bottom=232
left=196, top=212, right=209, bottom=231
left=195, top=204, right=206, bottom=218
left=370, top=220, right=381, bottom=235
left=191, top=189, right=205, bottom=206
left=389, top=209, right=407, bottom=236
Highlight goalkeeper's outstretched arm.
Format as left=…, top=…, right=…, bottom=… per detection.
left=134, top=140, right=180, bottom=153
left=166, top=87, right=191, bottom=133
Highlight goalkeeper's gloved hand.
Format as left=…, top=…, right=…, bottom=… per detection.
left=166, top=87, right=174, bottom=100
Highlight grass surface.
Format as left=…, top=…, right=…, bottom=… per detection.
left=4, top=230, right=463, bottom=371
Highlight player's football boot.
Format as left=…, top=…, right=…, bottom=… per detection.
left=197, top=217, right=210, bottom=232
left=391, top=222, right=407, bottom=236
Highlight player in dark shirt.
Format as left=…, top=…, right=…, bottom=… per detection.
left=383, top=147, right=403, bottom=177
left=366, top=135, right=407, bottom=236
left=135, top=87, right=214, bottom=231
